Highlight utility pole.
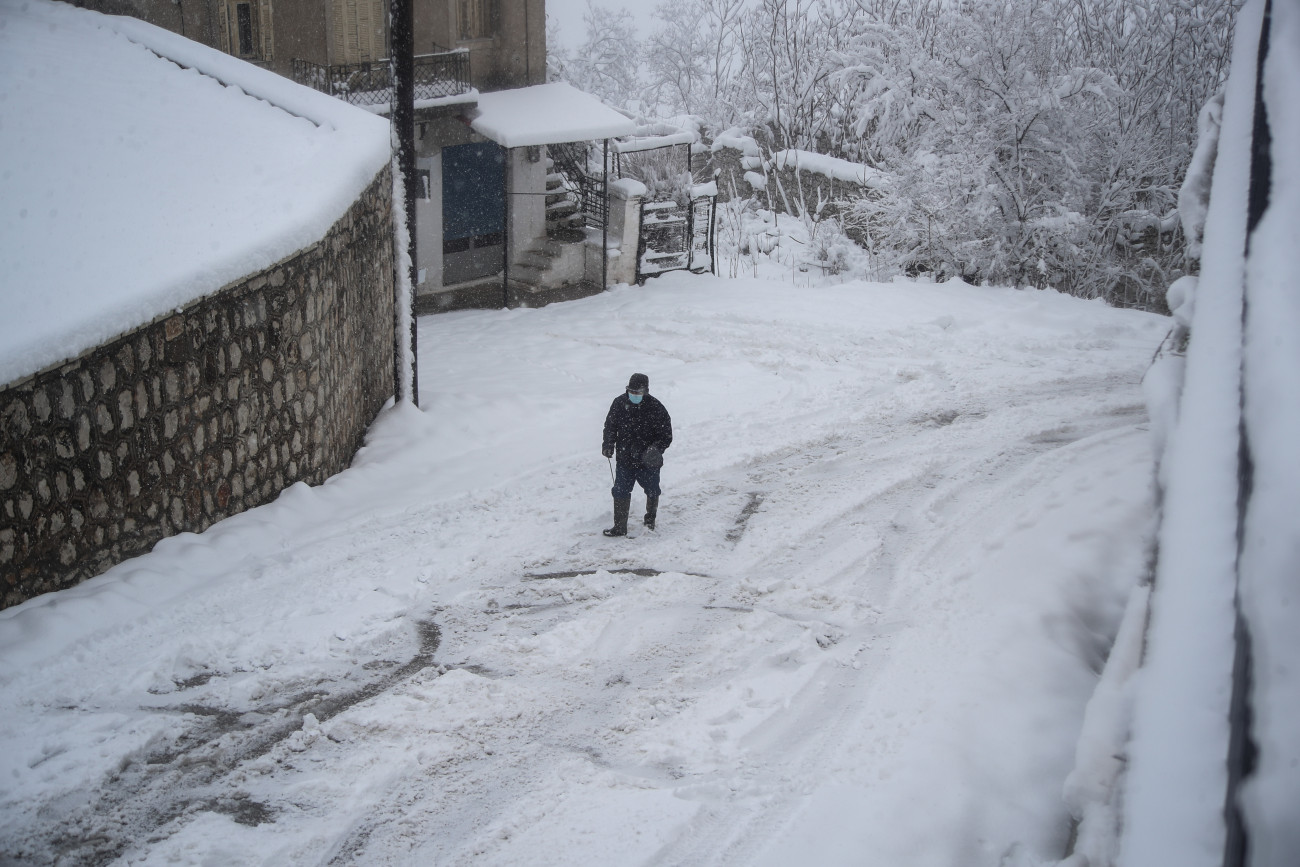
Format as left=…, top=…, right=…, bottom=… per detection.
left=390, top=0, right=418, bottom=405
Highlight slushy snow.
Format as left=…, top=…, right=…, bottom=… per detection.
left=0, top=273, right=1169, bottom=865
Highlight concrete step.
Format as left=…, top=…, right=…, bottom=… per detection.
left=516, top=249, right=554, bottom=269
left=546, top=226, right=586, bottom=244
left=510, top=262, right=547, bottom=283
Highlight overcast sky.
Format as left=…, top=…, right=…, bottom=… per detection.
left=546, top=0, right=655, bottom=48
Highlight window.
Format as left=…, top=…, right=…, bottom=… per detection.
left=456, top=0, right=497, bottom=41
left=330, top=0, right=385, bottom=63
left=236, top=3, right=254, bottom=56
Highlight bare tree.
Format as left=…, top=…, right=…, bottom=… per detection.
left=554, top=1, right=644, bottom=107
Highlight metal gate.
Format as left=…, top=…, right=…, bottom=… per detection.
left=636, top=194, right=716, bottom=283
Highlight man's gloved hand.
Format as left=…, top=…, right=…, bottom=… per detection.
left=642, top=445, right=663, bottom=468
left=603, top=445, right=614, bottom=459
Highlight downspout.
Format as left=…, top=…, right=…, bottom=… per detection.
left=602, top=139, right=609, bottom=292
left=502, top=146, right=511, bottom=308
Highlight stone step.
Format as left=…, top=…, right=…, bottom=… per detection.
left=546, top=226, right=586, bottom=244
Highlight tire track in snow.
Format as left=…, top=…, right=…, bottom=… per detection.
left=311, top=370, right=1152, bottom=866
left=0, top=621, right=442, bottom=866
left=5, top=371, right=1145, bottom=865
left=639, top=405, right=1152, bottom=866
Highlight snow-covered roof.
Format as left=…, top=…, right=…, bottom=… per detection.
left=469, top=82, right=635, bottom=148
left=0, top=0, right=391, bottom=386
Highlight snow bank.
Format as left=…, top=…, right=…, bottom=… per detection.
left=1118, top=1, right=1263, bottom=864
left=1238, top=0, right=1300, bottom=860
left=1178, top=91, right=1225, bottom=264
left=0, top=0, right=391, bottom=386
left=0, top=271, right=1169, bottom=865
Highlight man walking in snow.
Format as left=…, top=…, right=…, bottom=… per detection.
left=602, top=373, right=672, bottom=537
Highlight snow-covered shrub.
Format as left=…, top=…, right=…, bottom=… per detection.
left=618, top=146, right=699, bottom=207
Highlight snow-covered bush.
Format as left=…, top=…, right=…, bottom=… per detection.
left=560, top=0, right=1237, bottom=305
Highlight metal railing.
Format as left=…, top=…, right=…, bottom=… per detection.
left=291, top=48, right=470, bottom=107
left=548, top=141, right=608, bottom=229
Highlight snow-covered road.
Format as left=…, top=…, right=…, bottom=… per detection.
left=0, top=274, right=1169, bottom=865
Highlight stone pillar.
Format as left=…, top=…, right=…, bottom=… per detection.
left=606, top=178, right=647, bottom=287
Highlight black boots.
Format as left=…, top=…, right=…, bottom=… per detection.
left=603, top=497, right=660, bottom=536
left=603, top=497, right=631, bottom=537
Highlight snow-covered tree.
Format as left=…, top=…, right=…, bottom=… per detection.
left=830, top=0, right=1235, bottom=298
left=636, top=0, right=1238, bottom=304
left=551, top=1, right=644, bottom=107
left=644, top=0, right=750, bottom=123
left=731, top=0, right=862, bottom=152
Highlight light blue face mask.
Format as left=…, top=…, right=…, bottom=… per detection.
left=628, top=392, right=644, bottom=405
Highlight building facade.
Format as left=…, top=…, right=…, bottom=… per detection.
left=63, top=0, right=545, bottom=92
left=63, top=0, right=649, bottom=313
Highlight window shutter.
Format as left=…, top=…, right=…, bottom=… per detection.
left=330, top=0, right=386, bottom=63
left=345, top=0, right=361, bottom=62
left=368, top=0, right=385, bottom=60
left=457, top=0, right=496, bottom=41
left=259, top=0, right=274, bottom=61
left=329, top=0, right=345, bottom=64
left=217, top=0, right=230, bottom=55
left=355, top=0, right=373, bottom=61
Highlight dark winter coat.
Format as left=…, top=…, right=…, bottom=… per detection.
left=603, top=393, right=672, bottom=465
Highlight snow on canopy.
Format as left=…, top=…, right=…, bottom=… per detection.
left=0, top=0, right=391, bottom=387
left=469, top=82, right=636, bottom=148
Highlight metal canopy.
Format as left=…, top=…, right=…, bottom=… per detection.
left=468, top=82, right=635, bottom=149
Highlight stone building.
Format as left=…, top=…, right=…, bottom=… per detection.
left=276, top=1, right=638, bottom=311
left=59, top=0, right=545, bottom=92
left=1, top=0, right=396, bottom=608
left=60, top=0, right=645, bottom=312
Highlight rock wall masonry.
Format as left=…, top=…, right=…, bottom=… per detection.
left=0, top=168, right=395, bottom=608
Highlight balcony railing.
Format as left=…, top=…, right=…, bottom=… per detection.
left=291, top=48, right=471, bottom=107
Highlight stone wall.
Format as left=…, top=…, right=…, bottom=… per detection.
left=0, top=167, right=395, bottom=609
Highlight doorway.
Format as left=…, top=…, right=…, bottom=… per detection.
left=442, top=141, right=505, bottom=285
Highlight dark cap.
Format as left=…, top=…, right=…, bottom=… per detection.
left=627, top=373, right=649, bottom=391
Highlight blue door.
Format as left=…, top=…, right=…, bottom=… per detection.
left=443, top=141, right=505, bottom=285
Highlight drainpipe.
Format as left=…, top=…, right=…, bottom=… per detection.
left=502, top=146, right=511, bottom=308
left=602, top=139, right=609, bottom=292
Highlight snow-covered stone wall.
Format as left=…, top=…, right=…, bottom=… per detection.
left=0, top=169, right=395, bottom=609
